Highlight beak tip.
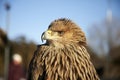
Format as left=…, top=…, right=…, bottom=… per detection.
left=41, top=32, right=45, bottom=43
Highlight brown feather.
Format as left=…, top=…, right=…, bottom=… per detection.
left=28, top=18, right=100, bottom=80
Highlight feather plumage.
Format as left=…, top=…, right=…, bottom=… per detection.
left=28, top=18, right=100, bottom=80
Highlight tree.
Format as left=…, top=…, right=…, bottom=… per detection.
left=87, top=17, right=120, bottom=79
left=87, top=17, right=120, bottom=55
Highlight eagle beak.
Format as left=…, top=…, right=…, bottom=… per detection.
left=41, top=32, right=45, bottom=42
left=41, top=30, right=52, bottom=42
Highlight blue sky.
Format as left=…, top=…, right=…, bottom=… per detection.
left=0, top=0, right=120, bottom=44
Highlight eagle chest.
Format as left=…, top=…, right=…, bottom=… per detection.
left=42, top=48, right=81, bottom=80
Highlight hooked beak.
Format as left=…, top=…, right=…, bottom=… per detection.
left=41, top=30, right=52, bottom=42
left=41, top=32, right=45, bottom=42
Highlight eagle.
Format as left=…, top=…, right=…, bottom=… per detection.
left=28, top=18, right=100, bottom=80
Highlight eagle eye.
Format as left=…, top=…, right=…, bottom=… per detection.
left=58, top=31, right=64, bottom=35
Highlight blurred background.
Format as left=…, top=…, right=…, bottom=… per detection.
left=0, top=0, right=120, bottom=80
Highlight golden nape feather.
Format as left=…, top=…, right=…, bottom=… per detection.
left=28, top=18, right=100, bottom=80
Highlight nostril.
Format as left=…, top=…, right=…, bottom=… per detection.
left=48, top=32, right=50, bottom=34
left=47, top=30, right=52, bottom=34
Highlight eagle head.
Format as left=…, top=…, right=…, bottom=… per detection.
left=41, top=18, right=86, bottom=46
